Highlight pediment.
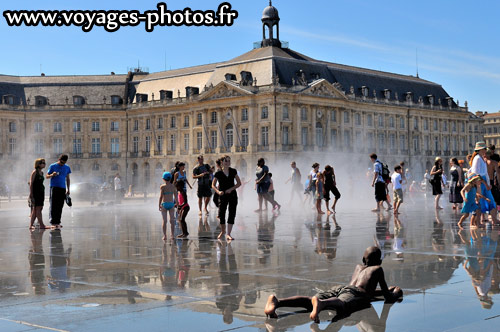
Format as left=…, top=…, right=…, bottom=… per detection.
left=199, top=81, right=253, bottom=101
left=300, top=79, right=347, bottom=99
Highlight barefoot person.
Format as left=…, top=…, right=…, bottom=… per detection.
left=458, top=174, right=487, bottom=229
left=46, top=154, right=71, bottom=229
left=391, top=165, right=404, bottom=215
left=193, top=155, right=212, bottom=216
left=212, top=155, right=241, bottom=241
left=255, top=158, right=280, bottom=212
left=370, top=154, right=388, bottom=212
left=175, top=180, right=190, bottom=238
left=430, top=157, right=444, bottom=209
left=264, top=246, right=402, bottom=323
left=29, top=158, right=49, bottom=230
left=323, top=165, right=341, bottom=214
left=470, top=142, right=497, bottom=225
left=285, top=161, right=302, bottom=204
left=159, top=172, right=177, bottom=241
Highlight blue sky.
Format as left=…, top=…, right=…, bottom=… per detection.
left=1, top=0, right=500, bottom=113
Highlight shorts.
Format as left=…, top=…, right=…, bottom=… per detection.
left=324, top=185, right=341, bottom=201
left=197, top=184, right=212, bottom=198
left=161, top=202, right=175, bottom=210
left=315, top=285, right=370, bottom=314
left=375, top=182, right=387, bottom=202
left=257, top=182, right=270, bottom=194
left=394, top=188, right=403, bottom=204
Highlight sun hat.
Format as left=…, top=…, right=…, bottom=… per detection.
left=474, top=141, right=487, bottom=151
left=467, top=173, right=481, bottom=184
left=162, top=172, right=172, bottom=181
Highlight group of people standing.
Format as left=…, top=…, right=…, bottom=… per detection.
left=29, top=154, right=71, bottom=230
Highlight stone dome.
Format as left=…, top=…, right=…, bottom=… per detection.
left=262, top=5, right=279, bottom=21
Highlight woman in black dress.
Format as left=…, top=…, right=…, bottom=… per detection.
left=212, top=155, right=241, bottom=241
left=29, top=158, right=49, bottom=229
left=448, top=158, right=464, bottom=210
left=430, top=157, right=444, bottom=210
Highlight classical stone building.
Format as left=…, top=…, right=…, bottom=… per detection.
left=0, top=3, right=482, bottom=192
left=480, top=111, right=499, bottom=147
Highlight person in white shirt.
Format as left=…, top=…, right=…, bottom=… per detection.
left=391, top=165, right=403, bottom=215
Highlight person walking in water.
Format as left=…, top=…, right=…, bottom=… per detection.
left=264, top=246, right=403, bottom=323
left=175, top=180, right=190, bottom=238
left=212, top=155, right=241, bottom=241
left=370, top=154, right=389, bottom=212
left=323, top=165, right=341, bottom=214
left=46, top=154, right=71, bottom=229
left=255, top=158, right=280, bottom=212
left=159, top=172, right=177, bottom=241
left=285, top=161, right=302, bottom=204
left=192, top=155, right=212, bottom=216
left=29, top=158, right=49, bottom=230
left=430, top=157, right=444, bottom=210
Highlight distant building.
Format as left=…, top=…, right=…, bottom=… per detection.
left=0, top=3, right=482, bottom=190
left=480, top=111, right=500, bottom=148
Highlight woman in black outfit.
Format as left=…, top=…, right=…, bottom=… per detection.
left=212, top=155, right=241, bottom=241
left=448, top=158, right=464, bottom=210
left=29, top=158, right=49, bottom=229
left=430, top=157, right=444, bottom=210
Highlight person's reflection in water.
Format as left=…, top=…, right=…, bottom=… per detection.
left=160, top=243, right=176, bottom=301
left=175, top=238, right=191, bottom=289
left=392, top=216, right=405, bottom=261
left=257, top=213, right=277, bottom=265
left=460, top=228, right=497, bottom=308
left=216, top=241, right=241, bottom=324
left=29, top=229, right=47, bottom=295
left=315, top=214, right=341, bottom=261
left=47, top=230, right=71, bottom=292
left=373, top=212, right=392, bottom=260
left=196, top=216, right=215, bottom=273
left=432, top=211, right=446, bottom=260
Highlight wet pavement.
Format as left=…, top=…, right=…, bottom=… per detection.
left=1, top=193, right=499, bottom=332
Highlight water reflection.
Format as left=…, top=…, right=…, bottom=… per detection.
left=47, top=230, right=71, bottom=292
left=28, top=229, right=46, bottom=295
left=257, top=213, right=277, bottom=265
left=216, top=242, right=241, bottom=324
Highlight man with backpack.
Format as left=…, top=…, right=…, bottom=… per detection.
left=370, top=153, right=392, bottom=212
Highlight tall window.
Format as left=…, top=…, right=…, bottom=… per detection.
left=378, top=115, right=384, bottom=127
left=110, top=121, right=119, bottom=132
left=399, top=134, right=406, bottom=150
left=53, top=122, right=62, bottom=133
left=158, top=117, right=164, bottom=129
left=331, top=110, right=337, bottom=122
left=156, top=136, right=163, bottom=152
left=282, top=105, right=289, bottom=120
left=390, top=134, right=396, bottom=149
left=367, top=114, right=373, bottom=127
left=73, top=121, right=81, bottom=132
left=301, top=127, right=308, bottom=146
left=241, top=108, right=248, bottom=121
left=413, top=136, right=420, bottom=152
left=389, top=116, right=394, bottom=128
left=133, top=137, right=139, bottom=153
left=170, top=117, right=176, bottom=128
left=316, top=122, right=323, bottom=147
left=355, top=131, right=362, bottom=146
left=443, top=121, right=448, bottom=131
left=344, top=111, right=350, bottom=124
left=170, top=134, right=176, bottom=151
left=196, top=132, right=202, bottom=149
left=444, top=136, right=449, bottom=151
left=210, top=130, right=217, bottom=149
left=330, top=129, right=337, bottom=148
left=133, top=120, right=139, bottom=131
left=434, top=137, right=439, bottom=152
left=261, top=106, right=269, bottom=119
left=184, top=133, right=189, bottom=151
left=461, top=137, right=465, bottom=151
left=400, top=117, right=405, bottom=129
left=91, top=138, right=101, bottom=153
left=92, top=121, right=100, bottom=132
left=35, top=139, right=44, bottom=154
left=424, top=119, right=429, bottom=130
left=111, top=138, right=119, bottom=154
left=237, top=128, right=245, bottom=148
left=367, top=132, right=375, bottom=149
left=425, top=136, right=430, bottom=150
left=344, top=130, right=351, bottom=148
left=73, top=138, right=81, bottom=154
left=355, top=113, right=361, bottom=126
left=282, top=126, right=289, bottom=145
left=8, top=138, right=17, bottom=155
left=261, top=126, right=269, bottom=146
left=34, top=122, right=43, bottom=133
left=413, top=117, right=418, bottom=130
left=225, top=124, right=233, bottom=147
left=146, top=119, right=151, bottom=130
left=452, top=121, right=456, bottom=132
left=301, top=107, right=307, bottom=121
left=145, top=136, right=151, bottom=152
left=433, top=120, right=438, bottom=131
left=196, top=113, right=203, bottom=125
left=184, top=115, right=189, bottom=128
left=9, top=122, right=16, bottom=133
left=378, top=133, right=385, bottom=148
left=211, top=111, right=217, bottom=124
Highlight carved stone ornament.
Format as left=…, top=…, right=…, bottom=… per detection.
left=309, top=84, right=334, bottom=97
left=349, top=86, right=355, bottom=94
left=206, top=85, right=244, bottom=100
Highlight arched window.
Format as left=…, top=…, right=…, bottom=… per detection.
left=315, top=122, right=323, bottom=147
left=35, top=96, right=47, bottom=106
left=226, top=124, right=234, bottom=148
left=73, top=95, right=85, bottom=105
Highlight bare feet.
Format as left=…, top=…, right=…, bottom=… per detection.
left=254, top=209, right=262, bottom=213
left=317, top=210, right=325, bottom=215
left=327, top=210, right=332, bottom=215
left=310, top=296, right=323, bottom=323
left=162, top=235, right=167, bottom=241
left=457, top=221, right=464, bottom=229
left=204, top=209, right=209, bottom=215
left=226, top=234, right=234, bottom=241
left=217, top=232, right=225, bottom=240
left=371, top=209, right=380, bottom=212
left=264, top=295, right=279, bottom=318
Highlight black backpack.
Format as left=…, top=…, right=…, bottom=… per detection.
left=378, top=162, right=391, bottom=184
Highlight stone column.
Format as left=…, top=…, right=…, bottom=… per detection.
left=248, top=104, right=256, bottom=153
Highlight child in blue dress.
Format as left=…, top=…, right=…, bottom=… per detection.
left=458, top=174, right=489, bottom=229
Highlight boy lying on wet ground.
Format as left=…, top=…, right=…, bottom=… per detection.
left=264, top=246, right=403, bottom=323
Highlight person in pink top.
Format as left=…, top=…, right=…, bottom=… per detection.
left=175, top=180, right=190, bottom=238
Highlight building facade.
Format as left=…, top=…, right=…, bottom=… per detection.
left=0, top=3, right=482, bottom=192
